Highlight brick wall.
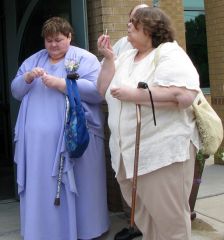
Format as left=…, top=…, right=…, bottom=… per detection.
left=204, top=0, right=224, bottom=107
left=159, top=0, right=186, bottom=49
left=204, top=0, right=224, bottom=158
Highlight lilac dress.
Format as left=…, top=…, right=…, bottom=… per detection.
left=11, top=46, right=110, bottom=240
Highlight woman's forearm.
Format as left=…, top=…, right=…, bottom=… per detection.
left=97, top=58, right=115, bottom=97
left=149, top=86, right=198, bottom=109
left=11, top=75, right=33, bottom=100
left=139, top=100, right=178, bottom=108
left=111, top=86, right=197, bottom=109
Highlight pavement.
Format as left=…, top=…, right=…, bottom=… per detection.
left=0, top=156, right=224, bottom=240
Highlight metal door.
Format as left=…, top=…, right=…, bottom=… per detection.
left=0, top=1, right=14, bottom=200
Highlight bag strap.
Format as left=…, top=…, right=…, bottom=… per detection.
left=66, top=77, right=82, bottom=108
left=153, top=43, right=164, bottom=67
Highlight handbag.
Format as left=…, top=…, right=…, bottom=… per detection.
left=192, top=91, right=223, bottom=155
left=65, top=73, right=90, bottom=158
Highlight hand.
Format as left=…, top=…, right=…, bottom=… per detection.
left=42, top=73, right=66, bottom=92
left=97, top=34, right=114, bottom=60
left=24, top=67, right=45, bottom=84
left=110, top=86, right=137, bottom=102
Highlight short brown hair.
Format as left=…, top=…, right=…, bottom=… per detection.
left=41, top=17, right=74, bottom=39
left=132, top=7, right=175, bottom=48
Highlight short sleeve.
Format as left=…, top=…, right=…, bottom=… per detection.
left=154, top=42, right=200, bottom=91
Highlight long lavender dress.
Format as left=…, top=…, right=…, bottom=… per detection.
left=11, top=46, right=110, bottom=240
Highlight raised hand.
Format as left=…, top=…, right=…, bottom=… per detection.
left=97, top=34, right=114, bottom=60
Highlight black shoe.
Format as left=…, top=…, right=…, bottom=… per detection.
left=114, top=227, right=142, bottom=240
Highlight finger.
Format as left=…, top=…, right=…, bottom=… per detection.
left=97, top=35, right=105, bottom=46
left=111, top=87, right=119, bottom=92
left=101, top=36, right=108, bottom=47
left=110, top=89, right=115, bottom=94
left=38, top=69, right=45, bottom=75
left=41, top=74, right=47, bottom=81
left=39, top=69, right=45, bottom=75
left=110, top=90, right=118, bottom=98
left=112, top=94, right=119, bottom=99
left=104, top=36, right=110, bottom=48
left=33, top=69, right=41, bottom=76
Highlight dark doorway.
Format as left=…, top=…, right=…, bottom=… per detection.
left=0, top=1, right=15, bottom=200
left=18, top=0, right=70, bottom=64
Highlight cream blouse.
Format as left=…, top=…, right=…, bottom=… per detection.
left=105, top=41, right=201, bottom=179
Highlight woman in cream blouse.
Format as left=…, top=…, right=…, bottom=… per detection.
left=98, top=7, right=200, bottom=240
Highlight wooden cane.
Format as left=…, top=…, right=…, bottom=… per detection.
left=130, top=104, right=141, bottom=228
left=114, top=82, right=156, bottom=240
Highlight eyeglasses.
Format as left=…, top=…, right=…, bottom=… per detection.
left=128, top=18, right=136, bottom=24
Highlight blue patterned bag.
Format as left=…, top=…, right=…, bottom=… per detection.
left=65, top=73, right=89, bottom=158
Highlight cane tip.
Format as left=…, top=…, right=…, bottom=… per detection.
left=54, top=198, right=60, bottom=206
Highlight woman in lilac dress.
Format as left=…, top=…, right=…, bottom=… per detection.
left=11, top=17, right=109, bottom=240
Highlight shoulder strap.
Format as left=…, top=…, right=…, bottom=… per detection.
left=153, top=43, right=164, bottom=67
